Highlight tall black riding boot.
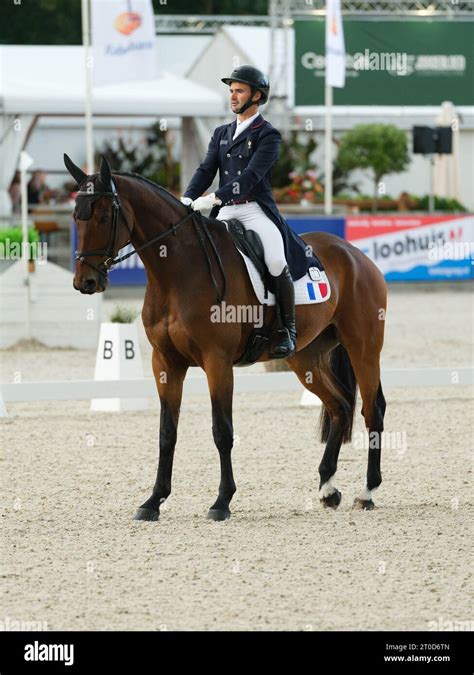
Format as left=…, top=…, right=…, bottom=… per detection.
left=269, top=265, right=297, bottom=359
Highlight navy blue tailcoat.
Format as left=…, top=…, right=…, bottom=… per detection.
left=183, top=114, right=317, bottom=279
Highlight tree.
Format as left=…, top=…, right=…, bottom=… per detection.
left=0, top=0, right=81, bottom=45
left=336, top=124, right=410, bottom=211
left=0, top=0, right=269, bottom=45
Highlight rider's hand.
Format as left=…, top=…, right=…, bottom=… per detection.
left=191, top=193, right=221, bottom=212
left=180, top=196, right=193, bottom=206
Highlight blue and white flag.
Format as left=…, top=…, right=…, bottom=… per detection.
left=91, top=0, right=157, bottom=86
left=325, top=0, right=346, bottom=88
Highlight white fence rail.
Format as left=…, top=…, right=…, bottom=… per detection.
left=1, top=368, right=473, bottom=403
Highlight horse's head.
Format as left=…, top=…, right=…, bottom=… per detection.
left=64, top=154, right=133, bottom=294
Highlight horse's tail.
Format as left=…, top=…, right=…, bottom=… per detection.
left=320, top=344, right=357, bottom=444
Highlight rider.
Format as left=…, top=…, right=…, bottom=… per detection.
left=181, top=65, right=312, bottom=358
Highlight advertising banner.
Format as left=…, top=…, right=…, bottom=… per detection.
left=107, top=219, right=345, bottom=286
left=346, top=214, right=474, bottom=281
left=74, top=216, right=472, bottom=285
left=295, top=20, right=474, bottom=106
left=286, top=216, right=345, bottom=239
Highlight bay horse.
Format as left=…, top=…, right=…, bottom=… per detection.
left=65, top=154, right=387, bottom=522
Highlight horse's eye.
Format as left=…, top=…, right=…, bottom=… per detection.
left=99, top=214, right=109, bottom=224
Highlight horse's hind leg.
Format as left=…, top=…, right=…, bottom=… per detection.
left=351, top=356, right=386, bottom=510
left=337, top=331, right=386, bottom=510
left=288, top=331, right=356, bottom=509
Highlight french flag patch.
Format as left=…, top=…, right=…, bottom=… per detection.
left=307, top=282, right=316, bottom=300
left=318, top=282, right=328, bottom=298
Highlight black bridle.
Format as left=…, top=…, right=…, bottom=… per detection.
left=75, top=178, right=196, bottom=276
left=75, top=179, right=226, bottom=302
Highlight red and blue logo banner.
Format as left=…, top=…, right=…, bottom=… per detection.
left=346, top=214, right=474, bottom=281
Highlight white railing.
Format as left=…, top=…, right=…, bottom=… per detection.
left=2, top=368, right=473, bottom=403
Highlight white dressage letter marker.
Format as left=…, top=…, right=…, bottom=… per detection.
left=91, top=322, right=148, bottom=412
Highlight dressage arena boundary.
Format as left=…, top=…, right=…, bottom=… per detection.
left=1, top=368, right=473, bottom=409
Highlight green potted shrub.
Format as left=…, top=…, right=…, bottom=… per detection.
left=336, top=124, right=410, bottom=212
left=0, top=227, right=40, bottom=272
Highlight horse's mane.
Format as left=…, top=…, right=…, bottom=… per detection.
left=113, top=171, right=227, bottom=233
left=114, top=171, right=184, bottom=212
left=83, top=170, right=226, bottom=234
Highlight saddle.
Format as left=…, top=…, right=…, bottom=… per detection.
left=224, top=218, right=275, bottom=296
left=221, top=218, right=275, bottom=366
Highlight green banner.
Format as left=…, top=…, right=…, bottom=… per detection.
left=295, top=20, right=474, bottom=105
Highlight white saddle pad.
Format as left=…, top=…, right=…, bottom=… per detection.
left=236, top=249, right=331, bottom=306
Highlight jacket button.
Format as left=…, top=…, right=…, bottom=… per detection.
left=226, top=153, right=230, bottom=158
left=239, top=155, right=242, bottom=159
left=237, top=171, right=241, bottom=175
left=224, top=170, right=229, bottom=174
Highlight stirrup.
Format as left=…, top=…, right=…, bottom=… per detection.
left=269, top=327, right=296, bottom=359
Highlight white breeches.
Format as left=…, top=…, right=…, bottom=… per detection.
left=217, top=202, right=287, bottom=276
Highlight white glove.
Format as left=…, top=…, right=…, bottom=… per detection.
left=191, top=193, right=221, bottom=212
left=180, top=196, right=193, bottom=206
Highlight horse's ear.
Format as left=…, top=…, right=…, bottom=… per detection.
left=64, top=153, right=87, bottom=185
left=99, top=155, right=112, bottom=190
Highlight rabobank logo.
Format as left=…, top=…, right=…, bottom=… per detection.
left=114, top=12, right=142, bottom=36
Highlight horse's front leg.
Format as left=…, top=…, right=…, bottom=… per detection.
left=133, top=350, right=188, bottom=521
left=204, top=358, right=236, bottom=521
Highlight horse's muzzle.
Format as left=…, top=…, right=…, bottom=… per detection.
left=73, top=278, right=107, bottom=294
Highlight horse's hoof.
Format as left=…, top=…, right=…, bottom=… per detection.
left=320, top=490, right=342, bottom=509
left=352, top=497, right=375, bottom=511
left=207, top=508, right=231, bottom=522
left=133, top=507, right=160, bottom=521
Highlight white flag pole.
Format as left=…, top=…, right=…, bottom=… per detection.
left=325, top=0, right=345, bottom=216
left=324, top=83, right=333, bottom=216
left=81, top=0, right=94, bottom=174
left=19, top=151, right=34, bottom=340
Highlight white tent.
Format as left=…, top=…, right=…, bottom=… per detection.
left=0, top=46, right=225, bottom=116
left=0, top=45, right=226, bottom=216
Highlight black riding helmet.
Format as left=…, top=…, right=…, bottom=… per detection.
left=221, top=65, right=270, bottom=114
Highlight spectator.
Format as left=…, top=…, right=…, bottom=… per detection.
left=8, top=171, right=21, bottom=213
left=27, top=170, right=48, bottom=205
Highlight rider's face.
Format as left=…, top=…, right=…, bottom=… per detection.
left=229, top=82, right=260, bottom=112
